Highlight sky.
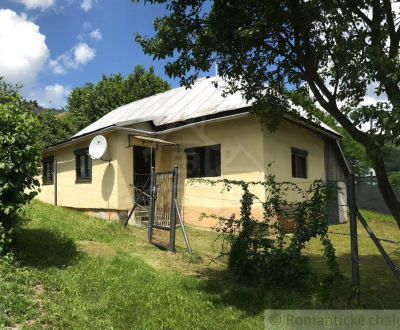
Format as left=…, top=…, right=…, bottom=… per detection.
left=0, top=0, right=215, bottom=109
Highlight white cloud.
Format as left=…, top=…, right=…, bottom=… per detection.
left=48, top=59, right=67, bottom=75
left=74, top=43, right=96, bottom=64
left=0, top=9, right=49, bottom=85
left=89, top=28, right=102, bottom=41
left=83, top=22, right=92, bottom=30
left=81, top=0, right=96, bottom=12
left=49, top=42, right=96, bottom=74
left=30, top=83, right=71, bottom=109
left=12, top=0, right=55, bottom=10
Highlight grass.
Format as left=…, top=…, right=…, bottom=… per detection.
left=1, top=201, right=400, bottom=328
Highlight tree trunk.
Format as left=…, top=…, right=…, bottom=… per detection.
left=373, top=156, right=400, bottom=228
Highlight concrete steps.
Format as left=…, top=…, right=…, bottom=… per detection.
left=133, top=208, right=149, bottom=227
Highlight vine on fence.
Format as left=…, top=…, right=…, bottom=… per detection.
left=189, top=166, right=340, bottom=287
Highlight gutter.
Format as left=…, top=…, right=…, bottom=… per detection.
left=43, top=112, right=342, bottom=153
left=283, top=115, right=342, bottom=141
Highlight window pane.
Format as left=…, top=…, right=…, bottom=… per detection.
left=292, top=151, right=307, bottom=178
left=47, top=163, right=51, bottom=183
left=207, top=145, right=221, bottom=177
left=49, top=163, right=53, bottom=182
left=198, top=147, right=205, bottom=177
left=43, top=163, right=47, bottom=184
left=186, top=153, right=197, bottom=178
left=87, top=156, right=92, bottom=178
left=42, top=161, right=54, bottom=184
left=80, top=155, right=85, bottom=178
left=186, top=144, right=221, bottom=178
left=300, top=156, right=306, bottom=178
left=291, top=154, right=296, bottom=177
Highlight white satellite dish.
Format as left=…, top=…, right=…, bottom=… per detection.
left=89, top=135, right=108, bottom=160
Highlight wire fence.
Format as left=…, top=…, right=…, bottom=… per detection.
left=41, top=160, right=400, bottom=295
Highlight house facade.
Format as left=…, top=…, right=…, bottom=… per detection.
left=37, top=77, right=349, bottom=228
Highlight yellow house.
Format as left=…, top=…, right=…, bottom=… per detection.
left=38, top=77, right=349, bottom=229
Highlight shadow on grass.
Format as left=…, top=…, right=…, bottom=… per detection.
left=187, top=249, right=400, bottom=312
left=193, top=267, right=274, bottom=315
left=14, top=228, right=79, bottom=269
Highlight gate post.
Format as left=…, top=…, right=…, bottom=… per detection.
left=347, top=173, right=360, bottom=301
left=169, top=165, right=178, bottom=252
left=148, top=167, right=155, bottom=241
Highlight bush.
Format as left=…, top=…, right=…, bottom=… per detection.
left=0, top=97, right=42, bottom=252
left=389, top=172, right=400, bottom=190
left=191, top=168, right=340, bottom=287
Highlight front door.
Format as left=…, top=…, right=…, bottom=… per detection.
left=134, top=146, right=155, bottom=205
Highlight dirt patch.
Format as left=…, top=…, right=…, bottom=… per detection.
left=77, top=240, right=117, bottom=258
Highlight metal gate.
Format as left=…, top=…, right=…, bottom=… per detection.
left=148, top=166, right=178, bottom=252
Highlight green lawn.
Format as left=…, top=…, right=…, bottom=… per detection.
left=1, top=201, right=400, bottom=329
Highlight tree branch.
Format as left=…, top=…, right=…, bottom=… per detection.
left=352, top=6, right=373, bottom=27
left=306, top=78, right=370, bottom=146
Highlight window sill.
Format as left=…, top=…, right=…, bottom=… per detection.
left=42, top=183, right=54, bottom=186
left=186, top=175, right=222, bottom=179
left=75, top=179, right=92, bottom=183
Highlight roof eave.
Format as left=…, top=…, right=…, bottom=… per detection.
left=42, top=110, right=342, bottom=154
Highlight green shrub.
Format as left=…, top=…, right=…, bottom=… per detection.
left=191, top=168, right=340, bottom=287
left=389, top=172, right=400, bottom=190
left=0, top=96, right=42, bottom=252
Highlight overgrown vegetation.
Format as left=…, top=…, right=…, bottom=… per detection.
left=1, top=201, right=400, bottom=328
left=0, top=79, right=42, bottom=253
left=191, top=169, right=340, bottom=288
left=37, top=111, right=76, bottom=147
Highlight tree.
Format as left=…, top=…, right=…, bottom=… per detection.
left=0, top=79, right=42, bottom=252
left=0, top=77, right=22, bottom=105
left=66, top=65, right=170, bottom=131
left=389, top=172, right=400, bottom=189
left=286, top=89, right=371, bottom=177
left=383, top=145, right=400, bottom=173
left=37, top=112, right=76, bottom=147
left=134, top=0, right=400, bottom=227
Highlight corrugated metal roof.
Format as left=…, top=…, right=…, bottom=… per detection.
left=74, top=76, right=339, bottom=138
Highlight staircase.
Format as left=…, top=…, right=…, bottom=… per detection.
left=133, top=207, right=149, bottom=227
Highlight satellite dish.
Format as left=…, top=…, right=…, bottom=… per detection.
left=89, top=135, right=107, bottom=160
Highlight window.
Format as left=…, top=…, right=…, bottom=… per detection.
left=74, top=148, right=92, bottom=182
left=185, top=144, right=221, bottom=178
left=291, top=147, right=308, bottom=179
left=42, top=156, right=54, bottom=185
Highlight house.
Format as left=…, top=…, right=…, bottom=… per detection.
left=37, top=76, right=349, bottom=229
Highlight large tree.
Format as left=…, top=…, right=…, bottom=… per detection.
left=134, top=0, right=400, bottom=227
left=66, top=65, right=170, bottom=131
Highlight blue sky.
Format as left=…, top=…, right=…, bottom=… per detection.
left=0, top=0, right=215, bottom=109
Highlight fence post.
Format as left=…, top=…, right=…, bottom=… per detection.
left=54, top=158, right=57, bottom=206
left=169, top=165, right=178, bottom=252
left=148, top=167, right=155, bottom=241
left=347, top=173, right=360, bottom=301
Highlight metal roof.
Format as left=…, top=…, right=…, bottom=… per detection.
left=74, top=76, right=340, bottom=138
